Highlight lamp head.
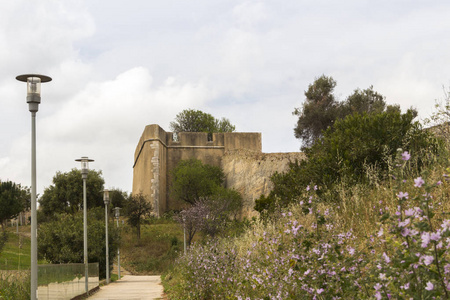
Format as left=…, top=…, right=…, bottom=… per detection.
left=103, top=189, right=110, bottom=206
left=16, top=74, right=52, bottom=113
left=114, top=207, right=121, bottom=219
left=75, top=157, right=94, bottom=178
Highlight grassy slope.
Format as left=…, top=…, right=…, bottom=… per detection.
left=119, top=219, right=186, bottom=275
left=0, top=219, right=186, bottom=275
left=0, top=227, right=31, bottom=270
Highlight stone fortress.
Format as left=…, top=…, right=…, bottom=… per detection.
left=132, top=124, right=305, bottom=216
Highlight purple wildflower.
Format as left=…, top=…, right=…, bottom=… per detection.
left=421, top=232, right=431, bottom=248
left=422, top=255, right=434, bottom=266
left=397, top=191, right=409, bottom=199
left=401, top=151, right=411, bottom=161
left=414, top=177, right=425, bottom=188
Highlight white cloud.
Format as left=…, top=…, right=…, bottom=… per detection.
left=1, top=0, right=449, bottom=196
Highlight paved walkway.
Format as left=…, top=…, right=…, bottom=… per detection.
left=88, top=275, right=164, bottom=300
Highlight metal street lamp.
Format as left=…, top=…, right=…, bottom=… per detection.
left=183, top=216, right=187, bottom=255
left=16, top=74, right=52, bottom=300
left=103, top=189, right=110, bottom=284
left=114, top=207, right=121, bottom=279
left=75, top=156, right=94, bottom=295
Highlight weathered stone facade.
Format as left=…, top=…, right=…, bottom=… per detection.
left=132, top=124, right=304, bottom=216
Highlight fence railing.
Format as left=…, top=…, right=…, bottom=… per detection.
left=37, top=263, right=99, bottom=300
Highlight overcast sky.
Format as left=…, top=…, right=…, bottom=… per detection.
left=1, top=0, right=449, bottom=197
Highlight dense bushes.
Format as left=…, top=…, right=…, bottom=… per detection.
left=256, top=108, right=441, bottom=215
left=38, top=207, right=120, bottom=279
left=164, top=150, right=450, bottom=299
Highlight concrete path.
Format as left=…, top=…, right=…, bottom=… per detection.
left=88, top=275, right=164, bottom=300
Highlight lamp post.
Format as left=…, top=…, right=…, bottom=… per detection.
left=183, top=216, right=187, bottom=255
left=114, top=207, right=121, bottom=279
left=16, top=74, right=52, bottom=300
left=103, top=189, right=110, bottom=284
left=75, top=156, right=94, bottom=295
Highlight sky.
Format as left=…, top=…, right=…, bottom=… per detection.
left=1, top=0, right=449, bottom=197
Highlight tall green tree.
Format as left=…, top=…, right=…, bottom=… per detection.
left=257, top=108, right=439, bottom=215
left=293, top=76, right=395, bottom=148
left=39, top=169, right=104, bottom=219
left=340, top=86, right=387, bottom=116
left=109, top=188, right=128, bottom=209
left=0, top=180, right=29, bottom=251
left=293, top=75, right=339, bottom=147
left=38, top=208, right=119, bottom=279
left=0, top=181, right=29, bottom=229
left=171, top=159, right=242, bottom=243
left=125, top=193, right=152, bottom=240
left=169, top=109, right=236, bottom=133
left=170, top=158, right=225, bottom=205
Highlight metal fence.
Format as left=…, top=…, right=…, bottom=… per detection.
left=37, top=263, right=99, bottom=300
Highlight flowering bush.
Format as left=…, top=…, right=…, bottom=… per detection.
left=164, top=149, right=450, bottom=299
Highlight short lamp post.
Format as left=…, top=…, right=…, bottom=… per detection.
left=114, top=207, right=121, bottom=279
left=16, top=74, right=52, bottom=300
left=75, top=156, right=94, bottom=294
left=103, top=189, right=110, bottom=284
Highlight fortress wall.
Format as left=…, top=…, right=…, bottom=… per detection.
left=222, top=150, right=306, bottom=217
left=133, top=124, right=292, bottom=215
left=133, top=124, right=168, bottom=216
left=224, top=133, right=262, bottom=152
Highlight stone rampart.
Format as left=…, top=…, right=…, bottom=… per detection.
left=222, top=150, right=305, bottom=216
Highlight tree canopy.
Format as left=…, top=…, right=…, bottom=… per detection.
left=169, top=109, right=236, bottom=133
left=293, top=75, right=396, bottom=148
left=124, top=192, right=152, bottom=240
left=38, top=208, right=119, bottom=279
left=171, top=159, right=242, bottom=244
left=39, top=169, right=104, bottom=219
left=257, top=104, right=440, bottom=216
left=0, top=181, right=29, bottom=229
left=170, top=158, right=225, bottom=205
left=293, top=75, right=339, bottom=147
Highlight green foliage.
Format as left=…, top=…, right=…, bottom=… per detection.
left=293, top=76, right=402, bottom=149
left=120, top=220, right=183, bottom=275
left=0, top=231, right=32, bottom=270
left=0, top=273, right=30, bottom=300
left=340, top=86, right=387, bottom=116
left=170, top=158, right=225, bottom=205
left=293, top=75, right=339, bottom=147
left=424, top=86, right=450, bottom=145
left=125, top=193, right=153, bottom=240
left=164, top=151, right=450, bottom=299
left=0, top=181, right=29, bottom=227
left=169, top=108, right=235, bottom=133
left=109, top=188, right=128, bottom=209
left=38, top=207, right=119, bottom=279
left=257, top=108, right=440, bottom=214
left=0, top=181, right=29, bottom=252
left=304, top=108, right=436, bottom=187
left=38, top=169, right=105, bottom=219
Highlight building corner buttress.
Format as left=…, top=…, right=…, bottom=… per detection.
left=150, top=141, right=160, bottom=217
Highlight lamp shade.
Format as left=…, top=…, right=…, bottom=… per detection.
left=75, top=157, right=94, bottom=173
left=103, top=189, right=110, bottom=205
left=114, top=207, right=121, bottom=218
left=16, top=74, right=52, bottom=113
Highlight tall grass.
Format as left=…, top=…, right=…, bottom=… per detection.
left=0, top=273, right=30, bottom=300
left=120, top=218, right=184, bottom=274
left=163, top=147, right=450, bottom=299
